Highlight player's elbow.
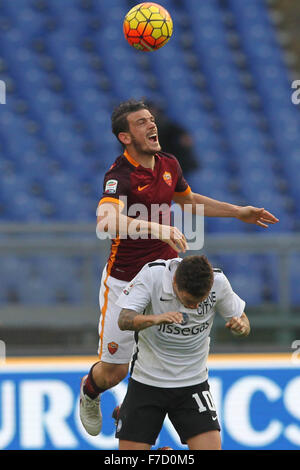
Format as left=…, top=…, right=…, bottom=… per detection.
left=96, top=218, right=108, bottom=237
left=118, top=309, right=137, bottom=331
left=118, top=314, right=126, bottom=331
left=118, top=321, right=127, bottom=331
left=96, top=214, right=118, bottom=239
left=96, top=203, right=119, bottom=238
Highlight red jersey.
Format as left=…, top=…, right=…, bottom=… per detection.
left=98, top=150, right=191, bottom=281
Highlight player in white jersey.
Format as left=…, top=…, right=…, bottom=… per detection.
left=115, top=255, right=250, bottom=450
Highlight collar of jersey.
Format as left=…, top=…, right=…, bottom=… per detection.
left=123, top=150, right=160, bottom=168
left=123, top=150, right=140, bottom=167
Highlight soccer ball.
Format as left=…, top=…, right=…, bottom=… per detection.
left=123, top=2, right=173, bottom=52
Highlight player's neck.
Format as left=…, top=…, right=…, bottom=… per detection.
left=125, top=147, right=156, bottom=170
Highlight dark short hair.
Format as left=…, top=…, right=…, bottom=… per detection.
left=111, top=99, right=149, bottom=143
left=174, top=255, right=214, bottom=299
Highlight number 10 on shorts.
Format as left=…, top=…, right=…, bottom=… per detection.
left=192, top=391, right=216, bottom=413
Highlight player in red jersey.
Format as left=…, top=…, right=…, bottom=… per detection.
left=79, top=99, right=279, bottom=436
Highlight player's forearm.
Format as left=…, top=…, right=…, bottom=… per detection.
left=97, top=210, right=153, bottom=239
left=97, top=208, right=172, bottom=242
left=118, top=308, right=156, bottom=331
left=191, top=193, right=240, bottom=218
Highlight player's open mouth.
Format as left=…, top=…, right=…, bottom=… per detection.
left=148, top=134, right=158, bottom=143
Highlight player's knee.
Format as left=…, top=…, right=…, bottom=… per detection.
left=110, top=365, right=128, bottom=386
left=101, top=363, right=129, bottom=388
left=186, top=430, right=221, bottom=450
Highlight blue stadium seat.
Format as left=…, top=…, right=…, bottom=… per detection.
left=48, top=0, right=79, bottom=14
left=0, top=0, right=298, bottom=311
left=17, top=278, right=57, bottom=305
left=206, top=217, right=248, bottom=234
left=290, top=256, right=300, bottom=305
left=0, top=256, right=31, bottom=287
left=9, top=194, right=50, bottom=221
left=43, top=172, right=81, bottom=201
left=35, top=256, right=80, bottom=282
left=1, top=174, right=32, bottom=201
left=229, top=273, right=263, bottom=305
left=262, top=254, right=280, bottom=303
left=214, top=254, right=264, bottom=304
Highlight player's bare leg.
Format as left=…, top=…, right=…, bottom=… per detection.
left=92, top=361, right=129, bottom=389
left=119, top=440, right=151, bottom=450
left=80, top=361, right=129, bottom=435
left=186, top=430, right=221, bottom=450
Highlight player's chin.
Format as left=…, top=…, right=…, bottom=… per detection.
left=149, top=141, right=161, bottom=152
left=143, top=140, right=161, bottom=155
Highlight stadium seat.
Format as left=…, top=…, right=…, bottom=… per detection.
left=0, top=256, right=32, bottom=288
left=290, top=256, right=300, bottom=305
left=217, top=254, right=264, bottom=305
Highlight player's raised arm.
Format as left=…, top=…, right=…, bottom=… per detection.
left=173, top=191, right=279, bottom=227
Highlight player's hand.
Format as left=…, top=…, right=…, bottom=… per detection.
left=160, top=225, right=189, bottom=253
left=153, top=311, right=183, bottom=325
left=225, top=316, right=250, bottom=336
left=236, top=206, right=279, bottom=228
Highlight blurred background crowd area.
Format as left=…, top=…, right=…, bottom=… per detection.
left=0, top=0, right=300, bottom=355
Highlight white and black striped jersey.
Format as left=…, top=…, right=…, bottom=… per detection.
left=116, top=258, right=245, bottom=388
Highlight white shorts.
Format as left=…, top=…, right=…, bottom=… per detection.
left=98, top=264, right=135, bottom=364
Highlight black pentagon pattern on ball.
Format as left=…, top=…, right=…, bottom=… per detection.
left=124, top=4, right=172, bottom=51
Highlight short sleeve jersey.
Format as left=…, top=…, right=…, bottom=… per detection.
left=116, top=258, right=246, bottom=388
left=98, top=150, right=191, bottom=281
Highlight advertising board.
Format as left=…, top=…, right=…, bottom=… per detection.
left=0, top=355, right=299, bottom=450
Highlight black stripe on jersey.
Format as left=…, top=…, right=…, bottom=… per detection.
left=130, top=331, right=139, bottom=376
left=148, top=262, right=166, bottom=268
left=213, top=268, right=223, bottom=273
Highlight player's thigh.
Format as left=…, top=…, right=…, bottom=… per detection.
left=116, top=378, right=167, bottom=446
left=186, top=430, right=221, bottom=450
left=168, top=381, right=221, bottom=446
left=98, top=266, right=135, bottom=363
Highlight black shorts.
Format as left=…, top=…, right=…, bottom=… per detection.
left=115, top=378, right=221, bottom=445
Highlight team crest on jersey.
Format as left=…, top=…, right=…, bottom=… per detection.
left=108, top=342, right=118, bottom=355
left=162, top=171, right=172, bottom=187
left=105, top=179, right=118, bottom=194
left=180, top=312, right=189, bottom=326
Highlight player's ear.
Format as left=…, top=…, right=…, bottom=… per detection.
left=118, top=132, right=131, bottom=146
